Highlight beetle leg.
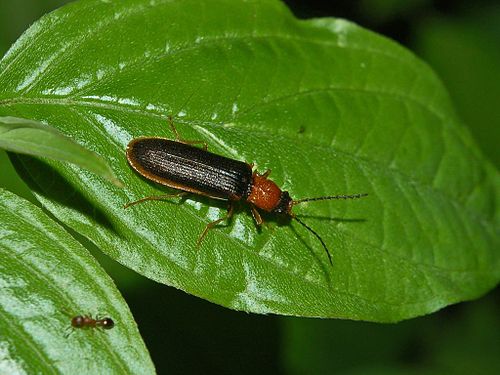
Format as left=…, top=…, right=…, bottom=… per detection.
left=167, top=115, right=182, bottom=139
left=124, top=192, right=188, bottom=209
left=196, top=203, right=235, bottom=246
left=181, top=139, right=208, bottom=151
left=261, top=169, right=271, bottom=178
left=250, top=205, right=263, bottom=226
left=167, top=115, right=208, bottom=150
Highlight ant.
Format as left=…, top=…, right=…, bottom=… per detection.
left=65, top=314, right=115, bottom=337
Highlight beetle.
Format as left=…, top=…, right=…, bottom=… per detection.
left=125, top=116, right=367, bottom=265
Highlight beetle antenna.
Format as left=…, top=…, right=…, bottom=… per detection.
left=293, top=193, right=368, bottom=205
left=293, top=215, right=332, bottom=266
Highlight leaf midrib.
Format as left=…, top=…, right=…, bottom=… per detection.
left=0, top=94, right=492, bottom=232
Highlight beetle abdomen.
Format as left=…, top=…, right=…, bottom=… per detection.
left=127, top=138, right=253, bottom=200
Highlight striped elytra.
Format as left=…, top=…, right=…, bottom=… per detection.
left=127, top=137, right=253, bottom=200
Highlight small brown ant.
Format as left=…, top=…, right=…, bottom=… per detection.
left=65, top=314, right=115, bottom=337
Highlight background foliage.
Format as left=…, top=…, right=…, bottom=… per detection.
left=0, top=0, right=498, bottom=374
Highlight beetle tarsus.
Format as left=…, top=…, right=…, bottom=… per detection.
left=196, top=203, right=235, bottom=246
left=167, top=115, right=208, bottom=150
left=250, top=205, right=263, bottom=226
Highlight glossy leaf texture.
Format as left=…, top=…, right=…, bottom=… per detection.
left=0, top=116, right=123, bottom=187
left=0, top=0, right=498, bottom=321
left=0, top=189, right=155, bottom=374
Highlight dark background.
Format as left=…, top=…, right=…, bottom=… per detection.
left=0, top=1, right=499, bottom=374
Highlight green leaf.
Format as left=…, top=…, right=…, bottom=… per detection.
left=0, top=0, right=498, bottom=321
left=0, top=188, right=155, bottom=374
left=0, top=116, right=123, bottom=187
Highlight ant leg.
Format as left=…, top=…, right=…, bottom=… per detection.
left=250, top=205, right=263, bottom=226
left=60, top=309, right=73, bottom=318
left=196, top=203, right=235, bottom=246
left=64, top=327, right=75, bottom=339
left=167, top=115, right=208, bottom=150
left=97, top=311, right=110, bottom=319
left=124, top=192, right=188, bottom=209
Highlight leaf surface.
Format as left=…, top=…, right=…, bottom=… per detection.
left=0, top=188, right=155, bottom=374
left=0, top=0, right=498, bottom=321
left=0, top=116, right=122, bottom=187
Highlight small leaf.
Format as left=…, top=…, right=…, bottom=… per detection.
left=0, top=116, right=123, bottom=187
left=0, top=188, right=155, bottom=374
left=0, top=0, right=498, bottom=321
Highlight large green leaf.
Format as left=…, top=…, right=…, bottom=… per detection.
left=0, top=188, right=155, bottom=374
left=0, top=0, right=498, bottom=321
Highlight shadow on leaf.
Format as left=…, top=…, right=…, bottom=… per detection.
left=10, top=153, right=117, bottom=232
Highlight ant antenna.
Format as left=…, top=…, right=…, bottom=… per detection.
left=293, top=193, right=368, bottom=205
left=293, top=215, right=332, bottom=266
